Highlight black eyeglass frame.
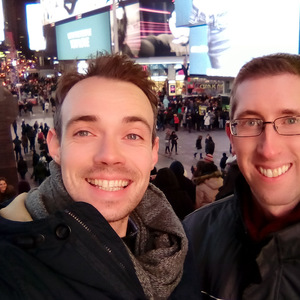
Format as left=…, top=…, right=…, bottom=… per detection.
left=228, top=115, right=300, bottom=137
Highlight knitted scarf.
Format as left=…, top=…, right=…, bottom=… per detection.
left=25, top=161, right=188, bottom=299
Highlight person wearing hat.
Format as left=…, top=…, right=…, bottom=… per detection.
left=204, top=153, right=214, bottom=163
left=192, top=160, right=223, bottom=209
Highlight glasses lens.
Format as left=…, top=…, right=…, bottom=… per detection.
left=231, top=119, right=262, bottom=137
left=275, top=116, right=300, bottom=135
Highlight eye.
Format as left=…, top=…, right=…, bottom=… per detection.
left=126, top=133, right=141, bottom=140
left=75, top=130, right=92, bottom=137
left=285, top=117, right=298, bottom=125
left=245, top=119, right=260, bottom=127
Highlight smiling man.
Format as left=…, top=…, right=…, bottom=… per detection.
left=184, top=53, right=300, bottom=299
left=0, top=54, right=191, bottom=299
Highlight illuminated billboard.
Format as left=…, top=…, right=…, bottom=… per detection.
left=176, top=0, right=300, bottom=77
left=56, top=11, right=111, bottom=60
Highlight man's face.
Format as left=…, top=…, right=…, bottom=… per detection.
left=230, top=74, right=300, bottom=217
left=0, top=180, right=7, bottom=193
left=48, top=77, right=159, bottom=234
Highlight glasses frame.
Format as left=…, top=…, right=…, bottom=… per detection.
left=228, top=115, right=300, bottom=137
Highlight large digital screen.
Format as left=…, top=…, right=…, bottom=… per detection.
left=26, top=4, right=46, bottom=51
left=176, top=0, right=300, bottom=77
left=40, top=0, right=112, bottom=25
left=55, top=12, right=111, bottom=60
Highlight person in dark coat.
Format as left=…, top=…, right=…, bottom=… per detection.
left=205, top=134, right=215, bottom=155
left=17, top=156, right=28, bottom=180
left=153, top=167, right=194, bottom=220
left=170, top=160, right=196, bottom=206
left=13, top=136, right=22, bottom=161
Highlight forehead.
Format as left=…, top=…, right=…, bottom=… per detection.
left=61, top=77, right=153, bottom=125
left=233, top=74, right=300, bottom=118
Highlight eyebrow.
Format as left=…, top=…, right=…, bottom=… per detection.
left=65, top=115, right=152, bottom=133
left=235, top=109, right=300, bottom=119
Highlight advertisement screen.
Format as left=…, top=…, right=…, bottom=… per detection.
left=177, top=0, right=300, bottom=77
left=26, top=4, right=46, bottom=51
left=56, top=12, right=111, bottom=60
left=40, top=0, right=112, bottom=25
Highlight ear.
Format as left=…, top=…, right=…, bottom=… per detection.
left=151, top=137, right=159, bottom=169
left=225, top=122, right=236, bottom=155
left=47, top=128, right=61, bottom=164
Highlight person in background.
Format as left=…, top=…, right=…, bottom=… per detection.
left=0, top=177, right=16, bottom=207
left=13, top=136, right=22, bottom=161
left=170, top=160, right=196, bottom=206
left=0, top=53, right=194, bottom=299
left=184, top=53, right=300, bottom=299
left=21, top=133, right=29, bottom=155
left=17, top=156, right=28, bottom=180
left=170, top=130, right=179, bottom=155
left=152, top=167, right=194, bottom=220
left=165, top=128, right=171, bottom=154
left=194, top=135, right=203, bottom=159
left=192, top=160, right=223, bottom=209
left=205, top=133, right=215, bottom=155
left=219, top=152, right=228, bottom=174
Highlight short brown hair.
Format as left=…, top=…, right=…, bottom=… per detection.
left=54, top=53, right=158, bottom=144
left=230, top=53, right=300, bottom=119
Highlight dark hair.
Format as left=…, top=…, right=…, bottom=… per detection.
left=230, top=53, right=300, bottom=119
left=193, top=160, right=218, bottom=178
left=54, top=53, right=158, bottom=144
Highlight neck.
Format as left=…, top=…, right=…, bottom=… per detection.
left=109, top=217, right=129, bottom=238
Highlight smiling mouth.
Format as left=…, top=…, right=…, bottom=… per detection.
left=258, top=164, right=290, bottom=178
left=86, top=179, right=129, bottom=191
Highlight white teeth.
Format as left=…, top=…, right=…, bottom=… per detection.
left=259, top=164, right=290, bottom=178
left=87, top=178, right=129, bottom=191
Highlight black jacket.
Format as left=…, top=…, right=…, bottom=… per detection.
left=183, top=175, right=300, bottom=300
left=0, top=202, right=147, bottom=299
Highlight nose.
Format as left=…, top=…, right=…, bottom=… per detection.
left=93, top=135, right=125, bottom=165
left=256, top=123, right=282, bottom=158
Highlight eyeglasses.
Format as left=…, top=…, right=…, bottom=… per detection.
left=229, top=116, right=300, bottom=137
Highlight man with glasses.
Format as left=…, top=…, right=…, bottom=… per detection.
left=183, top=53, right=300, bottom=299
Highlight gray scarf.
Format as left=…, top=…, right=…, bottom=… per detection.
left=25, top=161, right=188, bottom=299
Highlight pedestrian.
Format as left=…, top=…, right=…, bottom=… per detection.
left=184, top=53, right=300, bottom=299
left=174, top=114, right=180, bottom=131
left=17, top=156, right=28, bottom=180
left=12, top=119, right=17, bottom=137
left=21, top=133, right=29, bottom=155
left=194, top=135, right=203, bottom=159
left=219, top=152, right=228, bottom=174
left=13, top=136, right=22, bottom=161
left=205, top=134, right=215, bottom=155
left=204, top=111, right=211, bottom=130
left=164, top=128, right=171, bottom=154
left=0, top=53, right=194, bottom=299
left=170, top=130, right=179, bottom=155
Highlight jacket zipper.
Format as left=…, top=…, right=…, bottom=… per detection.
left=65, top=209, right=126, bottom=270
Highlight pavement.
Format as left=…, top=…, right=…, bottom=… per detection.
left=13, top=104, right=231, bottom=187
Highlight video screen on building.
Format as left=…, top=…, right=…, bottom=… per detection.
left=55, top=11, right=111, bottom=60
left=40, top=0, right=112, bottom=25
left=176, top=0, right=300, bottom=77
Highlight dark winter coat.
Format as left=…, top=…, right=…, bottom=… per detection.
left=183, top=175, right=300, bottom=300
